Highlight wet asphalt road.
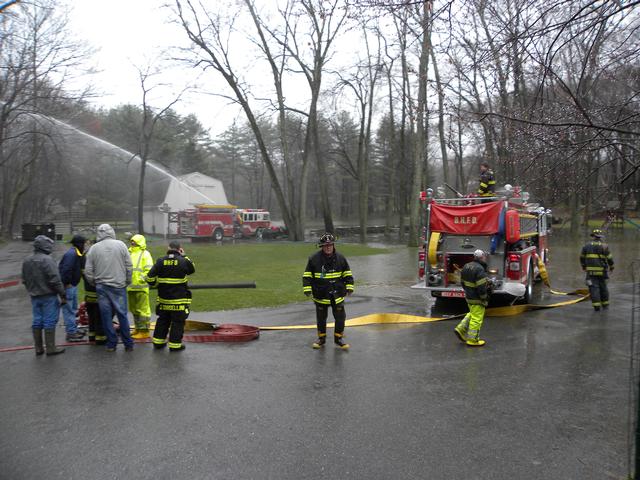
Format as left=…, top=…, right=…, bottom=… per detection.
left=0, top=234, right=634, bottom=480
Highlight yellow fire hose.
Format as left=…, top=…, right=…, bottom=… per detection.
left=257, top=261, right=590, bottom=331
left=175, top=259, right=589, bottom=332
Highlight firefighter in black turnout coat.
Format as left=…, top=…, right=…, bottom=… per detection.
left=303, top=233, right=354, bottom=350
left=146, top=240, right=195, bottom=351
left=580, top=228, right=614, bottom=311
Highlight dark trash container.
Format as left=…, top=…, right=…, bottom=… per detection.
left=21, top=223, right=56, bottom=242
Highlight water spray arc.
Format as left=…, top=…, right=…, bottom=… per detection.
left=42, top=115, right=218, bottom=205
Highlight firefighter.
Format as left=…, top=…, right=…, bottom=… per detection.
left=127, top=234, right=154, bottom=339
left=303, top=233, right=354, bottom=350
left=146, top=240, right=195, bottom=352
left=82, top=239, right=107, bottom=345
left=454, top=249, right=490, bottom=347
left=580, top=228, right=614, bottom=311
left=477, top=161, right=496, bottom=198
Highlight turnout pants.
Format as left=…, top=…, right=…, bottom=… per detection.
left=456, top=303, right=486, bottom=340
left=587, top=276, right=609, bottom=308
left=153, top=305, right=189, bottom=349
left=86, top=301, right=106, bottom=344
left=315, top=298, right=346, bottom=336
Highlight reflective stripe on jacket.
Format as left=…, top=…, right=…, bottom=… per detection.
left=146, top=250, right=195, bottom=305
left=127, top=248, right=153, bottom=292
left=477, top=169, right=496, bottom=196
left=461, top=260, right=488, bottom=305
left=580, top=241, right=614, bottom=277
left=302, top=250, right=354, bottom=305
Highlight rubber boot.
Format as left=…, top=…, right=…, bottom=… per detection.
left=466, top=337, right=486, bottom=347
left=131, top=330, right=150, bottom=339
left=334, top=333, right=350, bottom=350
left=131, top=314, right=140, bottom=335
left=33, top=328, right=44, bottom=355
left=312, top=333, right=326, bottom=349
left=131, top=316, right=150, bottom=339
left=454, top=316, right=470, bottom=343
left=44, top=329, right=65, bottom=355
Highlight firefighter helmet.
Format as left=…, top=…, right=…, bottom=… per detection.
left=591, top=228, right=604, bottom=238
left=473, top=249, right=486, bottom=259
left=318, top=233, right=336, bottom=247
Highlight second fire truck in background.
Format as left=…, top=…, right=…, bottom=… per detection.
left=177, top=204, right=284, bottom=240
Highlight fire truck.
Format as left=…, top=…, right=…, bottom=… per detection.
left=177, top=204, right=274, bottom=240
left=412, top=189, right=551, bottom=303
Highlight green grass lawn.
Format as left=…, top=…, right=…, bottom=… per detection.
left=81, top=242, right=390, bottom=311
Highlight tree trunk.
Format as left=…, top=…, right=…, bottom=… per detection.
left=430, top=39, right=449, bottom=187
left=408, top=1, right=431, bottom=247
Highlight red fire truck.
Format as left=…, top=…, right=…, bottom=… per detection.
left=177, top=204, right=274, bottom=240
left=412, top=190, right=551, bottom=303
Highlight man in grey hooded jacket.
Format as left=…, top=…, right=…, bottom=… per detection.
left=84, top=224, right=134, bottom=351
left=22, top=235, right=67, bottom=355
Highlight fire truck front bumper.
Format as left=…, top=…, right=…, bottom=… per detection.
left=411, top=281, right=526, bottom=299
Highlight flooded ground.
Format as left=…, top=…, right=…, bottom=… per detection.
left=0, top=228, right=637, bottom=479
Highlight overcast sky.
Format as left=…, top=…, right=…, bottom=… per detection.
left=67, top=0, right=243, bottom=135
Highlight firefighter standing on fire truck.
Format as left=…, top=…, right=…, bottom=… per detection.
left=477, top=161, right=496, bottom=198
left=127, top=234, right=154, bottom=339
left=146, top=240, right=195, bottom=352
left=580, top=228, right=614, bottom=311
left=454, top=249, right=490, bottom=347
left=303, top=233, right=354, bottom=350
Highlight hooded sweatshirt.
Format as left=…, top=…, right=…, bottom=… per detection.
left=84, top=224, right=132, bottom=288
left=127, top=234, right=154, bottom=291
left=22, top=235, right=66, bottom=297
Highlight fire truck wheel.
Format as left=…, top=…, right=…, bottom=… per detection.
left=213, top=228, right=224, bottom=241
left=524, top=261, right=534, bottom=304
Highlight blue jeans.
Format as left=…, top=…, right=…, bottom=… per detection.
left=61, top=285, right=79, bottom=334
left=96, top=284, right=133, bottom=349
left=31, top=294, right=60, bottom=330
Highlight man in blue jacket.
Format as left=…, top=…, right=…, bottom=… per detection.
left=58, top=234, right=86, bottom=342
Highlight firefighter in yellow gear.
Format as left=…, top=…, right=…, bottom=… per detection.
left=127, top=234, right=154, bottom=339
left=477, top=161, right=496, bottom=198
left=146, top=240, right=195, bottom=352
left=580, top=228, right=614, bottom=311
left=454, top=249, right=490, bottom=347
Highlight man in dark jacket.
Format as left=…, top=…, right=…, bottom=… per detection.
left=580, top=228, right=614, bottom=311
left=22, top=235, right=67, bottom=355
left=146, top=240, right=195, bottom=352
left=58, top=234, right=86, bottom=342
left=302, top=233, right=354, bottom=350
left=454, top=249, right=489, bottom=347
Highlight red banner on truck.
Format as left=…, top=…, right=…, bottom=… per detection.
left=430, top=201, right=503, bottom=234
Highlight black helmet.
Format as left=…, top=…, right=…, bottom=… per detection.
left=591, top=228, right=604, bottom=239
left=318, top=233, right=336, bottom=247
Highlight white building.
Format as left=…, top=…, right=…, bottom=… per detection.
left=143, top=172, right=228, bottom=235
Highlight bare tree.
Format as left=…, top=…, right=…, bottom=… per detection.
left=134, top=63, right=186, bottom=234
left=0, top=0, right=91, bottom=238
left=335, top=22, right=382, bottom=242
left=173, top=0, right=309, bottom=240
left=407, top=0, right=432, bottom=247
left=265, top=0, right=350, bottom=234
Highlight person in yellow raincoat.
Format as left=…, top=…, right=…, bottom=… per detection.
left=127, top=234, right=154, bottom=339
